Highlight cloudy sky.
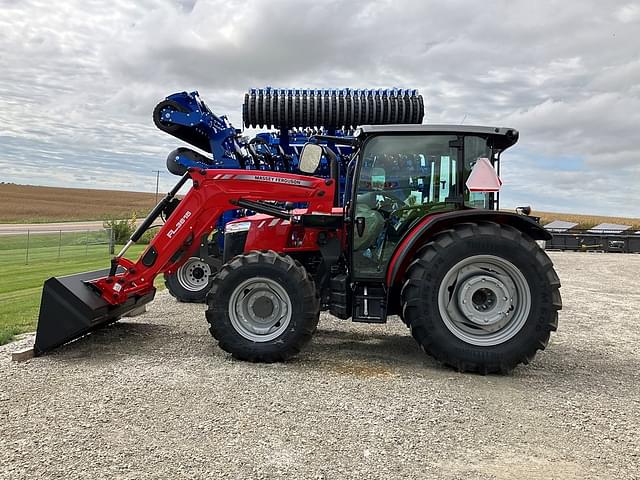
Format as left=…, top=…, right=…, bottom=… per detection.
left=1, top=0, right=639, bottom=216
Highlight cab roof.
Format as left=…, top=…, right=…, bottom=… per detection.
left=357, top=124, right=519, bottom=150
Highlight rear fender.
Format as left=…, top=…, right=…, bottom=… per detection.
left=386, top=210, right=550, bottom=289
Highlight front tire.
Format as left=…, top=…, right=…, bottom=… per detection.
left=401, top=222, right=561, bottom=374
left=164, top=257, right=215, bottom=303
left=206, top=251, right=319, bottom=362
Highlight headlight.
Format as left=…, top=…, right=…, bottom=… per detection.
left=225, top=221, right=252, bottom=234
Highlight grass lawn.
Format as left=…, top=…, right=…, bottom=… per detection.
left=0, top=234, right=155, bottom=345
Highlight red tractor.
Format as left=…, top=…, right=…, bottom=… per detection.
left=35, top=125, right=561, bottom=373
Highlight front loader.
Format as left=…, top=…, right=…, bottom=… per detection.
left=35, top=124, right=561, bottom=373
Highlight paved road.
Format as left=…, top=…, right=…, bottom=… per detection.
left=0, top=221, right=110, bottom=235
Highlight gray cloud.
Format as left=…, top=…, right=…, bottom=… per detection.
left=0, top=0, right=639, bottom=216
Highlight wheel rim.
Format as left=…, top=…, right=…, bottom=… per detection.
left=437, top=255, right=531, bottom=347
left=176, top=258, right=211, bottom=292
left=228, top=277, right=292, bottom=342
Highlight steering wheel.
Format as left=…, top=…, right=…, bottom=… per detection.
left=373, top=191, right=407, bottom=218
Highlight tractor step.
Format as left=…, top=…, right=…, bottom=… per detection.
left=352, top=283, right=387, bottom=323
left=329, top=274, right=351, bottom=319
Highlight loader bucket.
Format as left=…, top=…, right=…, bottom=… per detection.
left=34, top=269, right=156, bottom=355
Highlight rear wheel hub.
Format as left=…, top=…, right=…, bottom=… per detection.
left=438, top=255, right=531, bottom=346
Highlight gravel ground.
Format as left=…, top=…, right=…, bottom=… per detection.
left=1, top=252, right=639, bottom=479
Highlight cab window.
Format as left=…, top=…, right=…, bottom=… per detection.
left=464, top=136, right=494, bottom=209
left=352, top=134, right=459, bottom=278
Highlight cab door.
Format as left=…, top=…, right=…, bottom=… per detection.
left=350, top=134, right=460, bottom=281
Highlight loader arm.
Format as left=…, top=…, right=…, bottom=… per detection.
left=93, top=169, right=336, bottom=305
left=34, top=169, right=335, bottom=355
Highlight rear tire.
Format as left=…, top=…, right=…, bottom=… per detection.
left=206, top=251, right=319, bottom=362
left=164, top=257, right=215, bottom=303
left=401, top=222, right=561, bottom=374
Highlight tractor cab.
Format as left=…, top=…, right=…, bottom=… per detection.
left=344, top=125, right=518, bottom=280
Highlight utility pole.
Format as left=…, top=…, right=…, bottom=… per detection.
left=152, top=170, right=162, bottom=203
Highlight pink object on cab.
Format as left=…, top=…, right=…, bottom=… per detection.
left=465, top=158, right=502, bottom=192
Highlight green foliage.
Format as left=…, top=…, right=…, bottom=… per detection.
left=101, top=211, right=161, bottom=246
left=138, top=228, right=158, bottom=245
left=103, top=212, right=137, bottom=244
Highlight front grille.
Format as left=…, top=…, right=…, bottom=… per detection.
left=223, top=231, right=248, bottom=263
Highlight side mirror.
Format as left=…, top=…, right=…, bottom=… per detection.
left=299, top=143, right=323, bottom=174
